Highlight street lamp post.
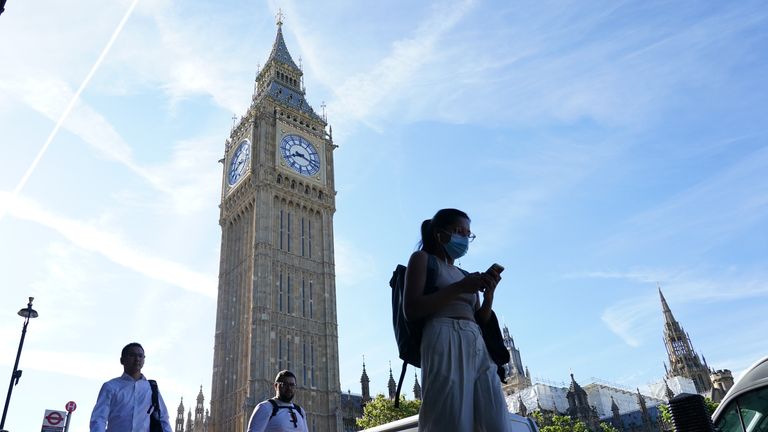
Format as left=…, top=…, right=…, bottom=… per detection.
left=0, top=297, right=39, bottom=432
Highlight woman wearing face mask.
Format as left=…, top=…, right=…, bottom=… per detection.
left=403, top=208, right=509, bottom=432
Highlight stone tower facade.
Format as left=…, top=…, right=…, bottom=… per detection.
left=659, top=289, right=712, bottom=393
left=209, top=18, right=341, bottom=432
left=500, top=325, right=531, bottom=394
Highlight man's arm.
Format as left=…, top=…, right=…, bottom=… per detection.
left=156, top=388, right=173, bottom=432
left=246, top=402, right=272, bottom=432
left=89, top=383, right=112, bottom=432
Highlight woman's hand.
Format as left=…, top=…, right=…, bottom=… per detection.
left=451, top=272, right=489, bottom=294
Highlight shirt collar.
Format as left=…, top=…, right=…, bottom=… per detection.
left=120, top=372, right=146, bottom=381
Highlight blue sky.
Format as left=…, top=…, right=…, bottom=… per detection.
left=1, top=0, right=767, bottom=430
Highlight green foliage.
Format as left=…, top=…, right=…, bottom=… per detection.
left=658, top=403, right=673, bottom=427
left=539, top=415, right=590, bottom=432
left=599, top=422, right=620, bottom=432
left=531, top=411, right=547, bottom=427
left=704, top=397, right=719, bottom=415
left=355, top=394, right=421, bottom=429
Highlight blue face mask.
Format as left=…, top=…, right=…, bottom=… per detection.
left=443, top=233, right=469, bottom=259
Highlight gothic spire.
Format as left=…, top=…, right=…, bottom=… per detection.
left=175, top=398, right=185, bottom=432
left=360, top=358, right=371, bottom=403
left=265, top=12, right=300, bottom=72
left=659, top=287, right=677, bottom=326
left=611, top=397, right=622, bottom=430
left=664, top=379, right=675, bottom=400
left=517, top=395, right=528, bottom=417
left=387, top=363, right=397, bottom=400
left=413, top=372, right=422, bottom=400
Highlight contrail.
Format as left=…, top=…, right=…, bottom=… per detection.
left=0, top=0, right=140, bottom=223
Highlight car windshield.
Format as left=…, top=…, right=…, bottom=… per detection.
left=716, top=386, right=768, bottom=432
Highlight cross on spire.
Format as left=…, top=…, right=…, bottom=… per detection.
left=276, top=8, right=284, bottom=27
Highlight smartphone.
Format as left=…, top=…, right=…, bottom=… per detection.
left=488, top=263, right=505, bottom=274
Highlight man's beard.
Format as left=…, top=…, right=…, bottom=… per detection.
left=277, top=393, right=294, bottom=403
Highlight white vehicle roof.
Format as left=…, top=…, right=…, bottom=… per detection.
left=712, top=355, right=768, bottom=421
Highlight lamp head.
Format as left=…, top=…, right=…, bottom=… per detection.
left=18, top=297, right=38, bottom=319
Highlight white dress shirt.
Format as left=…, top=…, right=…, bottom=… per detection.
left=89, top=373, right=172, bottom=432
left=247, top=399, right=309, bottom=432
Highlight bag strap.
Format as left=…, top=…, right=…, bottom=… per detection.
left=394, top=360, right=408, bottom=408
left=268, top=399, right=279, bottom=419
left=147, top=379, right=160, bottom=416
left=268, top=399, right=304, bottom=419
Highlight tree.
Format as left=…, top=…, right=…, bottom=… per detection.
left=355, top=394, right=421, bottom=429
left=704, top=397, right=719, bottom=415
left=658, top=403, right=673, bottom=430
left=539, top=415, right=590, bottom=432
left=599, top=422, right=620, bottom=432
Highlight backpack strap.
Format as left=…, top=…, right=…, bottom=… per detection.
left=293, top=403, right=304, bottom=419
left=267, top=399, right=279, bottom=419
left=268, top=399, right=304, bottom=419
left=147, top=379, right=160, bottom=416
left=394, top=360, right=408, bottom=408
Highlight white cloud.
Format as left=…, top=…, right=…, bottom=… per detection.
left=597, top=270, right=768, bottom=347
left=0, top=192, right=217, bottom=297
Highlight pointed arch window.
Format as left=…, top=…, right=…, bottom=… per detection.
left=301, top=217, right=306, bottom=256
left=309, top=281, right=314, bottom=319
left=287, top=274, right=292, bottom=314
left=308, top=219, right=312, bottom=258
left=287, top=212, right=292, bottom=252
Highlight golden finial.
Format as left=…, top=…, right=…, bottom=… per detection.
left=276, top=8, right=284, bottom=27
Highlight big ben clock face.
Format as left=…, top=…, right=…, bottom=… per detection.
left=280, top=134, right=320, bottom=177
left=227, top=139, right=251, bottom=186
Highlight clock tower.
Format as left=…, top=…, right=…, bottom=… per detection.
left=210, top=17, right=341, bottom=432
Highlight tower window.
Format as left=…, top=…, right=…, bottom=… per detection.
left=308, top=220, right=312, bottom=259
left=310, top=341, right=316, bottom=387
left=278, top=337, right=283, bottom=370
left=278, top=272, right=284, bottom=312
left=303, top=342, right=308, bottom=383
left=279, top=210, right=284, bottom=250
left=301, top=278, right=306, bottom=317
left=287, top=338, right=292, bottom=370
left=287, top=275, right=292, bottom=314
left=287, top=212, right=292, bottom=252
left=301, top=217, right=306, bottom=256
left=309, top=281, right=314, bottom=319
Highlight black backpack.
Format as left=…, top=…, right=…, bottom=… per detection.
left=389, top=254, right=439, bottom=407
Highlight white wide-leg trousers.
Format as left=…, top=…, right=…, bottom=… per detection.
left=419, top=317, right=511, bottom=432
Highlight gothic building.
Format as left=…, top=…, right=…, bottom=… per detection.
left=566, top=374, right=600, bottom=431
left=659, top=289, right=712, bottom=393
left=210, top=16, right=341, bottom=432
left=501, top=325, right=531, bottom=394
left=175, top=387, right=211, bottom=432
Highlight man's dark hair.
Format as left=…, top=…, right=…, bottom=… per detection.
left=274, top=370, right=296, bottom=383
left=121, top=342, right=144, bottom=358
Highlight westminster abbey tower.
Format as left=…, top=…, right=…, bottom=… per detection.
left=210, top=16, right=341, bottom=432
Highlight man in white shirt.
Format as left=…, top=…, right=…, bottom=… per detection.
left=89, top=342, right=173, bottom=432
left=247, top=370, right=308, bottom=432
